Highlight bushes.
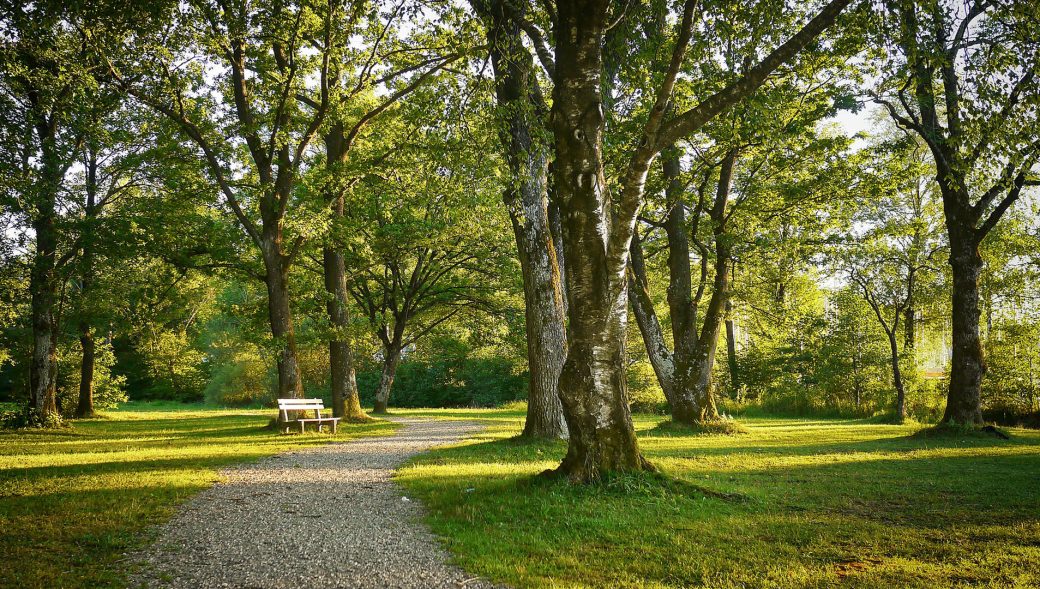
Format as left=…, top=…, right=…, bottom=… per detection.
left=356, top=357, right=526, bottom=409
left=56, top=337, right=128, bottom=416
left=203, top=347, right=274, bottom=406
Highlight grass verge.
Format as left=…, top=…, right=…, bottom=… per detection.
left=0, top=401, right=396, bottom=588
left=395, top=409, right=1040, bottom=588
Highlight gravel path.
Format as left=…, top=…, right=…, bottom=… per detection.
left=130, top=417, right=496, bottom=589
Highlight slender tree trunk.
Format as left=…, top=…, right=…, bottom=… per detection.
left=75, top=151, right=98, bottom=419
left=549, top=2, right=649, bottom=481
left=261, top=231, right=305, bottom=400
left=887, top=331, right=906, bottom=422
left=725, top=299, right=739, bottom=394
left=904, top=306, right=915, bottom=350
left=373, top=344, right=401, bottom=414
left=320, top=123, right=367, bottom=419
left=513, top=213, right=569, bottom=437
left=479, top=0, right=567, bottom=438
left=75, top=322, right=96, bottom=418
left=627, top=235, right=677, bottom=408
left=942, top=228, right=985, bottom=425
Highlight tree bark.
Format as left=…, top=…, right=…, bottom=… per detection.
left=28, top=134, right=61, bottom=419
left=322, top=123, right=367, bottom=420
left=549, top=2, right=650, bottom=481
left=324, top=247, right=366, bottom=420
left=479, top=0, right=567, bottom=439
left=76, top=323, right=96, bottom=418
left=29, top=218, right=59, bottom=418
left=887, top=331, right=906, bottom=422
left=627, top=234, right=677, bottom=408
left=75, top=149, right=99, bottom=419
left=628, top=148, right=737, bottom=425
left=373, top=344, right=402, bottom=414
left=261, top=229, right=305, bottom=399
left=725, top=299, right=739, bottom=393
left=943, top=230, right=985, bottom=424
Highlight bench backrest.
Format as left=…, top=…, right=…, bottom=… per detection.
left=277, top=398, right=326, bottom=421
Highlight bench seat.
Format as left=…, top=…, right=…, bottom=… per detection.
left=277, top=398, right=341, bottom=434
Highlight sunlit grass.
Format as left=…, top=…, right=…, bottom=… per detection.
left=0, top=401, right=397, bottom=589
left=395, top=408, right=1040, bottom=588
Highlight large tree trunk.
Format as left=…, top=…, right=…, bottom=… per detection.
left=373, top=344, right=401, bottom=414
left=549, top=3, right=649, bottom=481
left=261, top=231, right=305, bottom=400
left=671, top=253, right=729, bottom=424
left=480, top=0, right=567, bottom=439
left=29, top=233, right=59, bottom=418
left=321, top=123, right=367, bottom=420
left=75, top=322, right=96, bottom=418
left=28, top=174, right=59, bottom=419
left=942, top=229, right=985, bottom=425
left=323, top=246, right=366, bottom=420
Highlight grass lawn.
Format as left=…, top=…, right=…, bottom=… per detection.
left=0, top=402, right=396, bottom=589
left=395, top=408, right=1040, bottom=588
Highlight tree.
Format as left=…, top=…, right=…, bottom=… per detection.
left=0, top=1, right=121, bottom=420
left=520, top=0, right=855, bottom=480
left=315, top=1, right=474, bottom=420
left=840, top=134, right=944, bottom=421
left=874, top=0, right=1040, bottom=425
left=105, top=0, right=344, bottom=399
left=626, top=28, right=856, bottom=424
left=344, top=97, right=510, bottom=413
left=471, top=0, right=568, bottom=439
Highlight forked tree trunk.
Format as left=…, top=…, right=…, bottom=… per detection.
left=629, top=149, right=736, bottom=426
left=943, top=229, right=985, bottom=425
left=549, top=3, right=649, bottom=481
left=261, top=232, right=305, bottom=399
left=672, top=245, right=730, bottom=424
left=480, top=0, right=567, bottom=439
left=373, top=344, right=402, bottom=414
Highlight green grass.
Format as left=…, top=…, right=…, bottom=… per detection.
left=0, top=401, right=397, bottom=588
left=395, top=408, right=1040, bottom=588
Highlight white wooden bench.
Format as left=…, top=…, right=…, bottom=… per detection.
left=277, top=398, right=340, bottom=434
